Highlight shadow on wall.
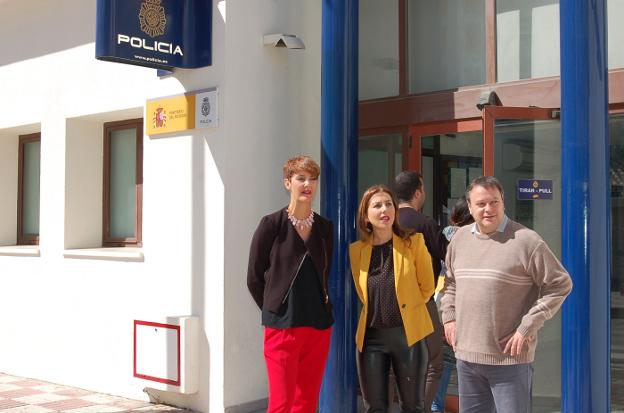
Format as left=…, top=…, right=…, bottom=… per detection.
left=0, top=0, right=96, bottom=66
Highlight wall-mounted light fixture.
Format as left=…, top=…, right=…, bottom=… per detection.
left=263, top=34, right=305, bottom=49
left=476, top=90, right=501, bottom=110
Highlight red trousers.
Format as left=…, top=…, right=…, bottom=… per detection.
left=264, top=326, right=332, bottom=413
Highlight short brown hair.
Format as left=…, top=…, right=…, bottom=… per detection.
left=465, top=176, right=504, bottom=203
left=283, top=156, right=320, bottom=180
left=356, top=185, right=411, bottom=241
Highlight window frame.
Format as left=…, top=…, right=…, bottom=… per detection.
left=102, top=118, right=143, bottom=247
left=17, top=133, right=41, bottom=246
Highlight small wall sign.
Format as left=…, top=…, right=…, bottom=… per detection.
left=195, top=89, right=219, bottom=129
left=146, top=88, right=219, bottom=135
left=517, top=179, right=553, bottom=200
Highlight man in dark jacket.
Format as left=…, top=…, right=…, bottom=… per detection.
left=395, top=171, right=448, bottom=413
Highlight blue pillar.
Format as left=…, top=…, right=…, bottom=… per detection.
left=560, top=0, right=611, bottom=411
left=319, top=0, right=359, bottom=412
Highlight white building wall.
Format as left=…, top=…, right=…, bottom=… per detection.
left=0, top=0, right=322, bottom=412
left=223, top=0, right=322, bottom=409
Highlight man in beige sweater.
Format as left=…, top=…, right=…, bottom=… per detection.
left=441, top=176, right=572, bottom=413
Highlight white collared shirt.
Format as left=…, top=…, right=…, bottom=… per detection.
left=471, top=215, right=509, bottom=235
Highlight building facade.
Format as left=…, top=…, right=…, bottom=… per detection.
left=0, top=0, right=621, bottom=412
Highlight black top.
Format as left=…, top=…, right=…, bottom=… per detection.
left=398, top=206, right=448, bottom=294
left=262, top=254, right=334, bottom=329
left=366, top=240, right=403, bottom=329
left=247, top=209, right=333, bottom=313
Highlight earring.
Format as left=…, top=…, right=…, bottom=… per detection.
left=366, top=222, right=373, bottom=232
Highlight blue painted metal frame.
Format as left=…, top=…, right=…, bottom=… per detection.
left=560, top=0, right=611, bottom=411
left=319, top=0, right=359, bottom=412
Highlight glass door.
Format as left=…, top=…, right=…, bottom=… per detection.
left=483, top=105, right=562, bottom=412
left=609, top=111, right=624, bottom=411
left=409, top=119, right=483, bottom=226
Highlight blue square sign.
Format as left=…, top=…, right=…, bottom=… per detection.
left=517, top=179, right=553, bottom=200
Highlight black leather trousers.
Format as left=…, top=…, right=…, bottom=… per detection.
left=357, top=326, right=429, bottom=413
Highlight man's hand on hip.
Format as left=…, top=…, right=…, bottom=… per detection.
left=503, top=331, right=529, bottom=356
left=444, top=321, right=456, bottom=351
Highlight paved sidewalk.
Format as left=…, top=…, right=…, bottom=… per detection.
left=0, top=373, right=195, bottom=413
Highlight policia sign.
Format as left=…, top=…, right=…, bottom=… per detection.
left=96, top=0, right=212, bottom=70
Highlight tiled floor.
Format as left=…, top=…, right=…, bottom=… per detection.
left=0, top=373, right=194, bottom=413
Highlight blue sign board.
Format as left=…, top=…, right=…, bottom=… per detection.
left=517, top=179, right=554, bottom=200
left=96, top=0, right=212, bottom=70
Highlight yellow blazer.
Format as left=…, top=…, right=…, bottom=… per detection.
left=349, top=233, right=435, bottom=352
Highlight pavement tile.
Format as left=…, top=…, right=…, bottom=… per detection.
left=52, top=389, right=93, bottom=398
left=0, top=373, right=197, bottom=413
left=10, top=382, right=46, bottom=389
left=63, top=405, right=127, bottom=413
left=0, top=406, right=54, bottom=413
left=79, top=394, right=127, bottom=404
left=31, top=385, right=69, bottom=394
left=131, top=406, right=187, bottom=412
left=111, top=400, right=150, bottom=409
left=38, top=399, right=94, bottom=411
left=0, top=385, right=20, bottom=393
left=0, top=399, right=27, bottom=409
left=0, top=390, right=42, bottom=399
left=14, top=393, right=70, bottom=405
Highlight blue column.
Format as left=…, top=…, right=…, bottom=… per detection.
left=319, top=0, right=359, bottom=412
left=560, top=1, right=611, bottom=411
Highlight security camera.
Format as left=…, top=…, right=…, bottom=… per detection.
left=476, top=90, right=499, bottom=111
left=263, top=34, right=305, bottom=50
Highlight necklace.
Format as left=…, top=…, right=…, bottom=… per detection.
left=288, top=209, right=314, bottom=229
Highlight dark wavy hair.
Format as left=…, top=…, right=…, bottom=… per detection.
left=356, top=185, right=411, bottom=242
left=449, top=197, right=474, bottom=227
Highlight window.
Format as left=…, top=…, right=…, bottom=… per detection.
left=103, top=119, right=143, bottom=246
left=359, top=0, right=400, bottom=100
left=407, top=0, right=486, bottom=94
left=17, top=133, right=41, bottom=245
left=496, top=0, right=560, bottom=82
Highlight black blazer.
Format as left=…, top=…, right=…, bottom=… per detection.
left=247, top=208, right=334, bottom=313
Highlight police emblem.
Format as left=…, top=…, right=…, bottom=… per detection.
left=153, top=107, right=167, bottom=128
left=201, top=97, right=211, bottom=117
left=139, top=0, right=167, bottom=38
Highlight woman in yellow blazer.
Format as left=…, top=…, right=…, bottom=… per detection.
left=349, top=185, right=435, bottom=413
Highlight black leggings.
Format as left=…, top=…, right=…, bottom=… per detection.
left=357, top=327, right=429, bottom=413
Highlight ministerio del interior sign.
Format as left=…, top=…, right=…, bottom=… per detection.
left=146, top=88, right=219, bottom=136
left=95, top=0, right=212, bottom=70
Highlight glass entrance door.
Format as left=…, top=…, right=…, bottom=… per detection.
left=406, top=107, right=562, bottom=412
left=409, top=119, right=483, bottom=226
left=609, top=111, right=624, bottom=411
left=484, top=106, right=562, bottom=412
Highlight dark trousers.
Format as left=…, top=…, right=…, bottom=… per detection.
left=357, top=326, right=429, bottom=413
left=424, top=299, right=444, bottom=413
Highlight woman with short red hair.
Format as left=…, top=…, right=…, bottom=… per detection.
left=247, top=156, right=334, bottom=413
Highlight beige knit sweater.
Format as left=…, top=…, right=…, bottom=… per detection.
left=441, top=219, right=573, bottom=365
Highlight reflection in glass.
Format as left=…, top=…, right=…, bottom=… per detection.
left=493, top=119, right=561, bottom=411
left=359, top=0, right=399, bottom=100
left=608, top=0, right=624, bottom=69
left=421, top=132, right=482, bottom=227
left=22, top=141, right=41, bottom=235
left=109, top=128, right=137, bottom=239
left=610, top=114, right=624, bottom=411
left=408, top=0, right=485, bottom=94
left=496, top=0, right=560, bottom=82
left=358, top=134, right=402, bottom=198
